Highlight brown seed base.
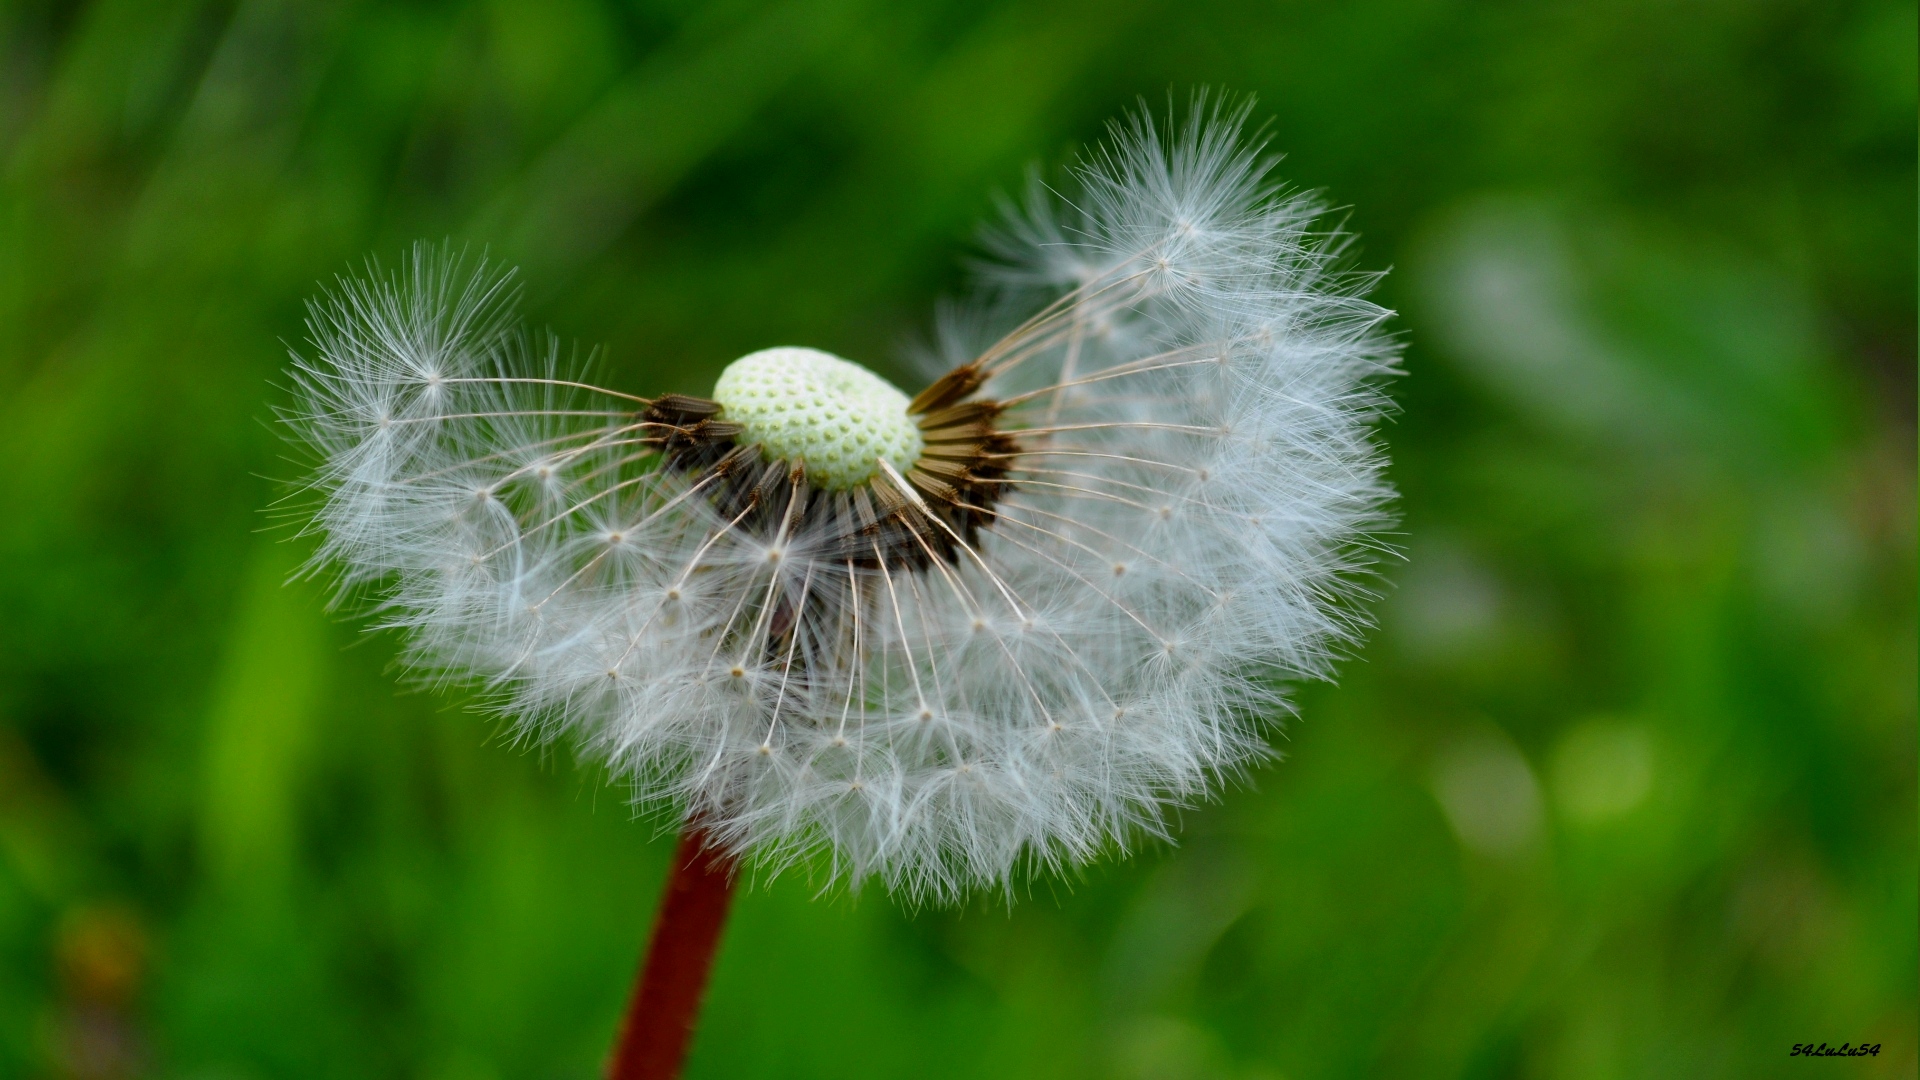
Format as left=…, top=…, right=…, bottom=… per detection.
left=640, top=364, right=1018, bottom=575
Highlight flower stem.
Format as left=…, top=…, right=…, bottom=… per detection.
left=606, top=821, right=738, bottom=1080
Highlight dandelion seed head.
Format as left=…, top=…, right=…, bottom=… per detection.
left=283, top=96, right=1397, bottom=903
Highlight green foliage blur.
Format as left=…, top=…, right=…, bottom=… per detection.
left=0, top=0, right=1913, bottom=1077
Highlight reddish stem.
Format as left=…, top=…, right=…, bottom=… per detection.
left=606, top=822, right=738, bottom=1080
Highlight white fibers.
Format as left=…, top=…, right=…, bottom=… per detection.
left=284, top=100, right=1398, bottom=903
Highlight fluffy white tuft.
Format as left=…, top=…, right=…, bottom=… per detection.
left=284, top=99, right=1397, bottom=903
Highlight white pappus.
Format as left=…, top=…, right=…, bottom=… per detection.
left=284, top=100, right=1398, bottom=903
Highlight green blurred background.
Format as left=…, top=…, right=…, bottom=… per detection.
left=0, top=0, right=1913, bottom=1077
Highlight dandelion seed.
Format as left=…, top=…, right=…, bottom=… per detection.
left=283, top=99, right=1396, bottom=910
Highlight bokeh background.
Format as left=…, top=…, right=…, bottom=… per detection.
left=0, top=0, right=1914, bottom=1077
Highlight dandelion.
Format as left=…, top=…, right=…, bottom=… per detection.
left=284, top=98, right=1395, bottom=1078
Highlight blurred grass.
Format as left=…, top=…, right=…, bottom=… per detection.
left=0, top=0, right=1913, bottom=1077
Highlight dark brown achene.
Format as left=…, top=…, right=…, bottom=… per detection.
left=639, top=361, right=1020, bottom=573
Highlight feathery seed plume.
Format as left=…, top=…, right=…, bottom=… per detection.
left=285, top=100, right=1397, bottom=904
